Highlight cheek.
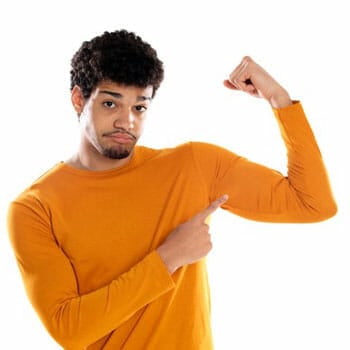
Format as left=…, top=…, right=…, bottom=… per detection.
left=135, top=118, right=146, bottom=135
left=136, top=113, right=147, bottom=126
left=86, top=122, right=97, bottom=136
left=81, top=115, right=100, bottom=142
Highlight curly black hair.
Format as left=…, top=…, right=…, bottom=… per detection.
left=70, top=30, right=164, bottom=99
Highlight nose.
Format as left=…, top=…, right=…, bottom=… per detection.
left=113, top=109, right=135, bottom=130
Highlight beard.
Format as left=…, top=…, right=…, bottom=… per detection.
left=102, top=147, right=131, bottom=159
left=99, top=128, right=138, bottom=160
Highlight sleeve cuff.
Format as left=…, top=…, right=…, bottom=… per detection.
left=272, top=100, right=303, bottom=117
left=146, top=250, right=175, bottom=291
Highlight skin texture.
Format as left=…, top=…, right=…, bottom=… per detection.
left=68, top=81, right=153, bottom=171
left=223, top=56, right=292, bottom=109
left=157, top=195, right=229, bottom=274
left=68, top=56, right=293, bottom=274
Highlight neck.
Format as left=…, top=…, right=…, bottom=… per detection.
left=67, top=148, right=133, bottom=172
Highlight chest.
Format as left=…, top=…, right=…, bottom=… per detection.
left=50, top=165, right=207, bottom=291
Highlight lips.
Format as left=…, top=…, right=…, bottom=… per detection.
left=105, top=132, right=135, bottom=144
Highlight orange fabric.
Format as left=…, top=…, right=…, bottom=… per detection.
left=7, top=102, right=336, bottom=349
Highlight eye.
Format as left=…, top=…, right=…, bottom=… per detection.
left=135, top=105, right=147, bottom=112
left=103, top=101, right=116, bottom=108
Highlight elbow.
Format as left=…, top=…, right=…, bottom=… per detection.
left=42, top=305, right=89, bottom=350
left=46, top=325, right=88, bottom=350
left=321, top=202, right=338, bottom=221
left=309, top=199, right=338, bottom=222
left=45, top=323, right=86, bottom=350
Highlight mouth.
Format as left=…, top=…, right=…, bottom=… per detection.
left=103, top=129, right=137, bottom=143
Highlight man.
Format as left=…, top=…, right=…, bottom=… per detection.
left=7, top=29, right=337, bottom=349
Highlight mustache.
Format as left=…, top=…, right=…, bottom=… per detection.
left=103, top=128, right=137, bottom=140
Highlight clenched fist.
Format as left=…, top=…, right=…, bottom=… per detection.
left=224, top=56, right=293, bottom=109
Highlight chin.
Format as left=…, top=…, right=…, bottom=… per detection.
left=102, top=146, right=133, bottom=160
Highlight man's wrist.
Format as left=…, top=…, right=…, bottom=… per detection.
left=157, top=246, right=178, bottom=274
left=269, top=89, right=293, bottom=109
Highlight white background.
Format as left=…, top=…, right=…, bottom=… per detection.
left=0, top=1, right=349, bottom=349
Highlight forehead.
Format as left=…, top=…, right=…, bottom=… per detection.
left=93, top=81, right=153, bottom=99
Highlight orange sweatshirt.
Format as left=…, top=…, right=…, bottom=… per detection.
left=7, top=102, right=336, bottom=349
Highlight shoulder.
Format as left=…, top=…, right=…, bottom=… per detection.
left=142, top=142, right=239, bottom=163
left=138, top=142, right=213, bottom=163
left=10, top=163, right=66, bottom=209
left=182, top=141, right=238, bottom=160
left=143, top=143, right=241, bottom=173
left=146, top=142, right=225, bottom=157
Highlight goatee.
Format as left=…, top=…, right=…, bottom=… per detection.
left=103, top=148, right=130, bottom=159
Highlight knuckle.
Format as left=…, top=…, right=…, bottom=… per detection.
left=243, top=55, right=252, bottom=62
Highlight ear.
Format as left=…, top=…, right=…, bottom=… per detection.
left=71, top=85, right=85, bottom=116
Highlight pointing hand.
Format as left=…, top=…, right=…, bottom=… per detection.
left=157, top=195, right=229, bottom=274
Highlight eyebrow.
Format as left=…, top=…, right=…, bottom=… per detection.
left=99, top=90, right=152, bottom=101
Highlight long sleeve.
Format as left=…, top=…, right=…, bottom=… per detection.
left=7, top=199, right=175, bottom=350
left=6, top=101, right=337, bottom=350
left=191, top=102, right=337, bottom=222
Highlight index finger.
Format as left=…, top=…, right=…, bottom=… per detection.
left=195, top=195, right=229, bottom=222
left=228, top=56, right=250, bottom=88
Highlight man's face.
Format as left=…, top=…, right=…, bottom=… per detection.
left=73, top=81, right=153, bottom=161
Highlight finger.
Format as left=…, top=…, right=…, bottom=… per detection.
left=223, top=79, right=238, bottom=90
left=228, top=57, right=251, bottom=89
left=230, top=77, right=255, bottom=93
left=245, top=83, right=258, bottom=96
left=228, top=61, right=248, bottom=90
left=228, top=57, right=249, bottom=81
left=224, top=78, right=254, bottom=93
left=229, top=57, right=256, bottom=92
left=195, top=194, right=229, bottom=222
left=234, top=69, right=253, bottom=91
